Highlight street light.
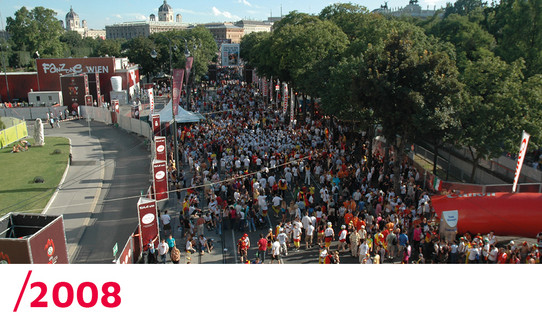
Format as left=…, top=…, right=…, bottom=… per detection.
left=150, top=38, right=191, bottom=178
left=1, top=43, right=10, bottom=103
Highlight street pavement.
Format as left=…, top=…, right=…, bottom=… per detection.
left=42, top=118, right=151, bottom=263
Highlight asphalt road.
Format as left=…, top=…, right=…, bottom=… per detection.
left=70, top=121, right=151, bottom=263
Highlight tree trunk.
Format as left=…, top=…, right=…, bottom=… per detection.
left=383, top=145, right=390, bottom=177
left=393, top=138, right=406, bottom=195
left=468, top=146, right=479, bottom=183
left=367, top=124, right=374, bottom=169
left=433, top=143, right=440, bottom=175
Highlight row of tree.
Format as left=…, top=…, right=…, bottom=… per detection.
left=2, top=6, right=217, bottom=81
left=240, top=2, right=542, bottom=192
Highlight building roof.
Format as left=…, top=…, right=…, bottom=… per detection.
left=66, top=6, right=78, bottom=20
left=159, top=0, right=172, bottom=12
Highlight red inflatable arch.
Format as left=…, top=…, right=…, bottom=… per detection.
left=431, top=193, right=542, bottom=238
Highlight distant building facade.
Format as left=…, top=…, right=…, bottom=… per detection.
left=65, top=6, right=105, bottom=39
left=372, top=0, right=442, bottom=18
left=203, top=23, right=244, bottom=44
left=234, top=20, right=272, bottom=35
left=106, top=0, right=186, bottom=40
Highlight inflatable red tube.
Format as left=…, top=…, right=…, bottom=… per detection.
left=431, top=193, right=542, bottom=238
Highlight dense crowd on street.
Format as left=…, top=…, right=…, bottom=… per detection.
left=156, top=67, right=541, bottom=264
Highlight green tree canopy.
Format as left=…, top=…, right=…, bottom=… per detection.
left=6, top=6, right=66, bottom=57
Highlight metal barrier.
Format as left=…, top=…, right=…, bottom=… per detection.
left=79, top=106, right=152, bottom=140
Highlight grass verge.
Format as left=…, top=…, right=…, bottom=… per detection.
left=0, top=137, right=69, bottom=217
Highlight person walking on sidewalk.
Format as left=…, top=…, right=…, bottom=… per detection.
left=170, top=245, right=181, bottom=264
left=158, top=239, right=169, bottom=264
left=271, top=239, right=282, bottom=264
left=257, top=234, right=268, bottom=263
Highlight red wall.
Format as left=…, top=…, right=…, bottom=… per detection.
left=0, top=73, right=39, bottom=102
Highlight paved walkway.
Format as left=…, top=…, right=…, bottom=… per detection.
left=41, top=119, right=106, bottom=262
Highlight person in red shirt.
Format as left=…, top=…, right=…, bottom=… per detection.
left=257, top=234, right=268, bottom=263
left=497, top=248, right=508, bottom=264
left=238, top=236, right=248, bottom=263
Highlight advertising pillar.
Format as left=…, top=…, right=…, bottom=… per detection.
left=152, top=114, right=161, bottom=136
left=152, top=160, right=168, bottom=201
left=154, top=136, right=167, bottom=161
left=137, top=197, right=160, bottom=253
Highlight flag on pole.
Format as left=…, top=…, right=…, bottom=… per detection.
left=185, top=56, right=194, bottom=84
left=172, top=69, right=185, bottom=116
left=433, top=176, right=442, bottom=192
left=512, top=131, right=531, bottom=192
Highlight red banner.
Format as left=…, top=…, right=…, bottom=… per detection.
left=154, top=136, right=167, bottom=161
left=262, top=77, right=268, bottom=97
left=172, top=69, right=185, bottom=116
left=185, top=57, right=194, bottom=85
left=137, top=198, right=159, bottom=252
left=282, top=83, right=288, bottom=113
left=117, top=236, right=133, bottom=264
left=152, top=114, right=161, bottom=136
left=28, top=216, right=69, bottom=264
left=152, top=160, right=168, bottom=201
left=432, top=192, right=542, bottom=238
left=148, top=87, right=155, bottom=114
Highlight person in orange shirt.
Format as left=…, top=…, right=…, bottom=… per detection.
left=344, top=212, right=354, bottom=227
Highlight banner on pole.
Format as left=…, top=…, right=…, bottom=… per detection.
left=185, top=57, right=194, bottom=85
left=151, top=114, right=161, bottom=136
left=512, top=131, right=531, bottom=192
left=172, top=69, right=185, bottom=116
left=154, top=136, right=167, bottom=161
left=282, top=83, right=288, bottom=114
left=290, top=87, right=295, bottom=126
left=152, top=160, right=169, bottom=201
left=137, top=197, right=159, bottom=252
left=148, top=88, right=155, bottom=114
left=262, top=77, right=268, bottom=97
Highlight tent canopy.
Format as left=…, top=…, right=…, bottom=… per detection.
left=155, top=101, right=204, bottom=123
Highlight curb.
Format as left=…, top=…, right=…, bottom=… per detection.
left=42, top=137, right=72, bottom=215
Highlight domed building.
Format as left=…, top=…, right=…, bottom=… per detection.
left=158, top=0, right=174, bottom=22
left=65, top=6, right=87, bottom=35
left=108, top=0, right=186, bottom=40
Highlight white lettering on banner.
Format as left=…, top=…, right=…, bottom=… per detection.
left=447, top=193, right=496, bottom=199
left=41, top=63, right=109, bottom=74
left=442, top=210, right=459, bottom=228
left=85, top=66, right=109, bottom=73
left=42, top=63, right=84, bottom=74
left=139, top=204, right=155, bottom=210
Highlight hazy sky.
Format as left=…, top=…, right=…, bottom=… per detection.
left=0, top=0, right=451, bottom=30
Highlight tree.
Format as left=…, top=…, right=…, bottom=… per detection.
left=95, top=39, right=122, bottom=58
left=355, top=28, right=462, bottom=193
left=6, top=6, right=66, bottom=57
left=122, top=36, right=160, bottom=77
left=427, top=14, right=496, bottom=70
left=495, top=0, right=542, bottom=77
left=444, top=0, right=487, bottom=18
left=457, top=56, right=529, bottom=181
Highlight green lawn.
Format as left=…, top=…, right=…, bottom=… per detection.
left=0, top=137, right=70, bottom=217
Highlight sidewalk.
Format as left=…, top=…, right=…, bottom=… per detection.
left=41, top=120, right=106, bottom=262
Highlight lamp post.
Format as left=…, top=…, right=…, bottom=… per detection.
left=1, top=43, right=10, bottom=103
left=151, top=38, right=191, bottom=178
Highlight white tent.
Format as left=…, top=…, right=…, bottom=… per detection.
left=155, top=101, right=205, bottom=123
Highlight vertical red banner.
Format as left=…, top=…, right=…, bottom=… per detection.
left=185, top=56, right=194, bottom=85
left=262, top=77, right=268, bottom=97
left=152, top=114, right=161, bottom=136
left=96, top=73, right=102, bottom=107
left=154, top=136, right=167, bottom=161
left=282, top=83, right=288, bottom=114
left=152, top=160, right=169, bottom=201
left=137, top=197, right=159, bottom=252
left=148, top=87, right=155, bottom=114
left=172, top=69, right=185, bottom=116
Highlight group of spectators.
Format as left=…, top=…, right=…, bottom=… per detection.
left=162, top=67, right=541, bottom=264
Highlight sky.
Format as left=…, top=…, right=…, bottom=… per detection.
left=0, top=0, right=452, bottom=30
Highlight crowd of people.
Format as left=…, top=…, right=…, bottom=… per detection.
left=161, top=67, right=541, bottom=264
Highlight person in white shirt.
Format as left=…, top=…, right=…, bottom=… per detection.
left=271, top=240, right=282, bottom=264
left=160, top=211, right=171, bottom=235
left=338, top=225, right=348, bottom=252
left=301, top=212, right=311, bottom=231
left=157, top=239, right=169, bottom=264
left=277, top=228, right=289, bottom=256
left=324, top=222, right=334, bottom=248
left=292, top=224, right=302, bottom=251
left=359, top=239, right=369, bottom=263
left=488, top=245, right=498, bottom=263
left=305, top=222, right=315, bottom=249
